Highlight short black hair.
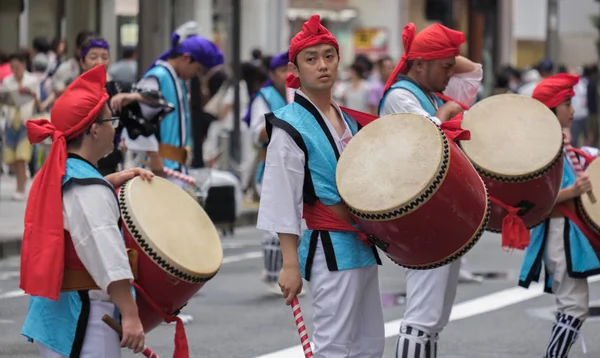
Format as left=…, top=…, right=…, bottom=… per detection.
left=76, top=30, right=95, bottom=48
left=7, top=52, right=28, bottom=64
left=122, top=46, right=136, bottom=59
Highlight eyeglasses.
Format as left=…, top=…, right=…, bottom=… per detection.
left=96, top=117, right=120, bottom=128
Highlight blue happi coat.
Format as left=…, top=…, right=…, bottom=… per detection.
left=265, top=93, right=381, bottom=280
left=519, top=154, right=600, bottom=292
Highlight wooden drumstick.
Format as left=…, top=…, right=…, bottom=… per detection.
left=101, top=314, right=159, bottom=358
left=563, top=136, right=597, bottom=203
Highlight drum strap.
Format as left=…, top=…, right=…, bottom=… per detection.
left=303, top=200, right=372, bottom=247
left=132, top=282, right=190, bottom=358
left=489, top=196, right=531, bottom=250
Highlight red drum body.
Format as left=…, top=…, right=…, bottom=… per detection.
left=460, top=94, right=564, bottom=231
left=336, top=114, right=489, bottom=269
left=117, top=176, right=222, bottom=332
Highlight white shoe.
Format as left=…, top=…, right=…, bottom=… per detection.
left=11, top=192, right=25, bottom=201
left=458, top=269, right=484, bottom=283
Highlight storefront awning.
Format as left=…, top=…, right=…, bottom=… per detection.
left=287, top=7, right=358, bottom=22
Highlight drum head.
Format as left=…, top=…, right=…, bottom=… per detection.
left=120, top=176, right=222, bottom=280
left=461, top=94, right=563, bottom=178
left=337, top=113, right=445, bottom=216
left=581, top=158, right=600, bottom=227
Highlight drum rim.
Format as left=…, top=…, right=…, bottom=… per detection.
left=343, top=123, right=450, bottom=221
left=465, top=143, right=564, bottom=183
left=576, top=198, right=600, bottom=235
left=460, top=94, right=564, bottom=180
left=383, top=190, right=491, bottom=270
left=118, top=179, right=220, bottom=284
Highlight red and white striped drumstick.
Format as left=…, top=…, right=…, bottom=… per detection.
left=163, top=167, right=196, bottom=186
left=291, top=297, right=313, bottom=358
left=563, top=135, right=597, bottom=203
left=102, top=315, right=159, bottom=358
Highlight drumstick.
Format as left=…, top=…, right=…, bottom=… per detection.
left=291, top=297, right=313, bottom=358
left=163, top=167, right=197, bottom=185
left=101, top=314, right=159, bottom=358
left=563, top=136, right=597, bottom=203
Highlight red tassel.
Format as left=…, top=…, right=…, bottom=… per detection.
left=501, top=208, right=530, bottom=250
left=133, top=283, right=191, bottom=358
left=172, top=317, right=190, bottom=358
left=439, top=112, right=471, bottom=141
left=489, top=196, right=530, bottom=250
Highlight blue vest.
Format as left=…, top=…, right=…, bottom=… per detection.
left=255, top=86, right=287, bottom=185
left=266, top=94, right=380, bottom=280
left=21, top=156, right=121, bottom=357
left=145, top=64, right=191, bottom=171
left=258, top=86, right=287, bottom=113
left=519, top=155, right=600, bottom=292
left=378, top=77, right=444, bottom=117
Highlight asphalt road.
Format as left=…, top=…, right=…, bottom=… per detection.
left=0, top=227, right=599, bottom=358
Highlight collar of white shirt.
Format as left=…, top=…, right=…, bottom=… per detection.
left=295, top=89, right=352, bottom=146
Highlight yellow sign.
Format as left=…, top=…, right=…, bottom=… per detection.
left=354, top=28, right=388, bottom=54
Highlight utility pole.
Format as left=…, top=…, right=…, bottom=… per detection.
left=230, top=0, right=242, bottom=165
left=546, top=0, right=559, bottom=70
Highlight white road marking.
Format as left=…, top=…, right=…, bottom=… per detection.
left=0, top=290, right=25, bottom=299
left=255, top=276, right=600, bottom=358
left=221, top=251, right=263, bottom=263
left=0, top=251, right=264, bottom=300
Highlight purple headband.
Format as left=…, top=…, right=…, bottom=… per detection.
left=80, top=39, right=110, bottom=60
left=269, top=51, right=289, bottom=71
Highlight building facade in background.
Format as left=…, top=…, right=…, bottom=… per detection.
left=0, top=0, right=598, bottom=71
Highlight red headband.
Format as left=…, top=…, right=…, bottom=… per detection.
left=20, top=64, right=109, bottom=300
left=532, top=73, right=580, bottom=109
left=384, top=23, right=465, bottom=93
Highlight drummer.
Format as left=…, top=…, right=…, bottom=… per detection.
left=519, top=74, right=600, bottom=358
left=244, top=50, right=299, bottom=294
left=126, top=22, right=223, bottom=182
left=19, top=65, right=153, bottom=357
left=256, top=14, right=385, bottom=357
left=378, top=22, right=483, bottom=357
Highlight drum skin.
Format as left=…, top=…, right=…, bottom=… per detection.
left=353, top=139, right=489, bottom=268
left=121, top=227, right=210, bottom=332
left=482, top=154, right=564, bottom=231
left=116, top=177, right=221, bottom=333
left=337, top=114, right=489, bottom=269
left=458, top=94, right=565, bottom=232
left=576, top=157, right=600, bottom=238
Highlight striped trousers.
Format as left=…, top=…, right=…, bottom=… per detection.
left=396, top=325, right=437, bottom=358
left=262, top=231, right=283, bottom=283
left=544, top=312, right=584, bottom=358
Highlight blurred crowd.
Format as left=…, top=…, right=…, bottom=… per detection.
left=1, top=32, right=599, bottom=204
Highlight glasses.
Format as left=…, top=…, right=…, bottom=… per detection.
left=96, top=117, right=120, bottom=128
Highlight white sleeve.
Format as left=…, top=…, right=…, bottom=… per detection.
left=443, top=64, right=483, bottom=107
left=249, top=96, right=271, bottom=146
left=63, top=184, right=134, bottom=293
left=256, top=126, right=305, bottom=236
left=379, top=89, right=442, bottom=126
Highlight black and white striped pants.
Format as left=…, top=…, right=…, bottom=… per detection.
left=262, top=231, right=282, bottom=283
left=544, top=312, right=584, bottom=358
left=396, top=325, right=438, bottom=358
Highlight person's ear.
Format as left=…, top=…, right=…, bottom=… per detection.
left=288, top=61, right=299, bottom=78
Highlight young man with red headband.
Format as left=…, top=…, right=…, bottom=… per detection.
left=256, top=15, right=385, bottom=357
left=520, top=74, right=600, bottom=358
left=379, top=23, right=483, bottom=358
left=19, top=65, right=153, bottom=357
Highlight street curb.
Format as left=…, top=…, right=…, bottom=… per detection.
left=0, top=209, right=258, bottom=260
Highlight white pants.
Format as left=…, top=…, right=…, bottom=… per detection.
left=36, top=301, right=121, bottom=358
left=307, top=241, right=385, bottom=358
left=545, top=218, right=589, bottom=320
left=402, top=260, right=462, bottom=334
